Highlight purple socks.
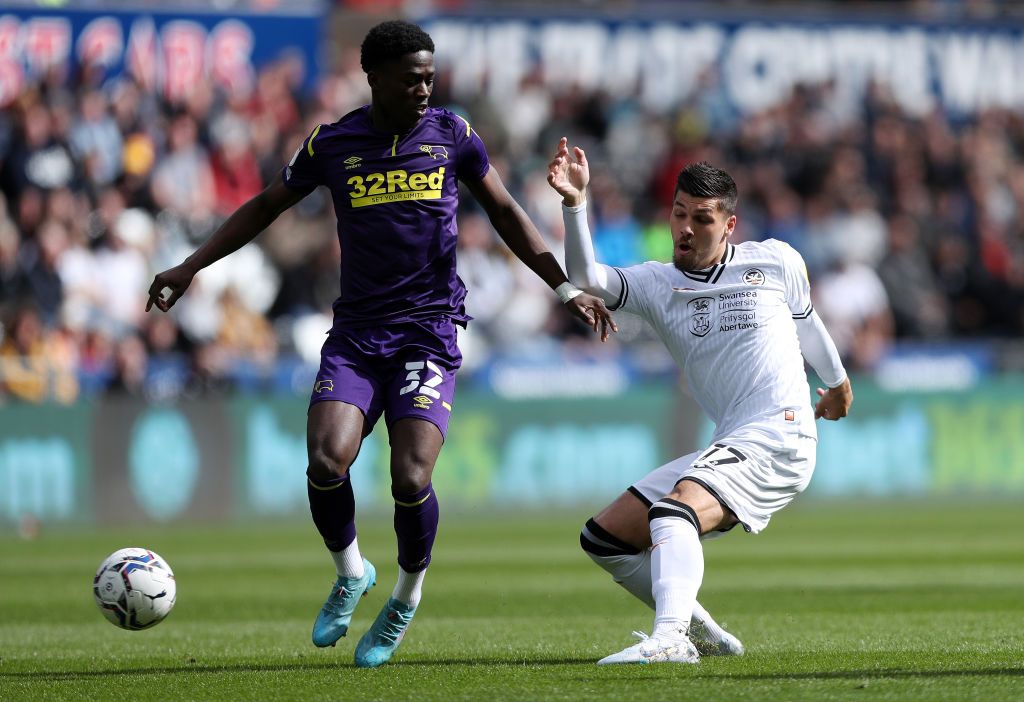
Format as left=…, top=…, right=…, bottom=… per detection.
left=307, top=474, right=357, bottom=552
left=393, top=483, right=438, bottom=572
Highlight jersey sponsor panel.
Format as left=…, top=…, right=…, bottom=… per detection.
left=346, top=167, right=445, bottom=208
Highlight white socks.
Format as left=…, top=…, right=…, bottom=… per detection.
left=331, top=538, right=425, bottom=608
left=392, top=567, right=426, bottom=608
left=330, top=537, right=365, bottom=579
left=649, top=509, right=704, bottom=639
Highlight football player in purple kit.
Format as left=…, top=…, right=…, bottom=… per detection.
left=146, top=21, right=615, bottom=668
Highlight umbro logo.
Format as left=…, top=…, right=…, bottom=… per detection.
left=344, top=156, right=362, bottom=170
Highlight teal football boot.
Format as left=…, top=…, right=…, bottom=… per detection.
left=353, top=597, right=417, bottom=667
left=311, top=558, right=376, bottom=648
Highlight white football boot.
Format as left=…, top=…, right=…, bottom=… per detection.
left=688, top=617, right=745, bottom=656
left=597, top=630, right=700, bottom=665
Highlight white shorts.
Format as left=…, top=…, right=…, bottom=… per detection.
left=629, top=435, right=817, bottom=534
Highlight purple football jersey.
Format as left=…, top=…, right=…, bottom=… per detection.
left=282, top=106, right=490, bottom=330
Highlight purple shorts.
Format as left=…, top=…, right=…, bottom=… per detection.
left=309, top=317, right=462, bottom=438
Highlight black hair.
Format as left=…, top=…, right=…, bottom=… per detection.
left=675, top=162, right=738, bottom=214
left=360, top=21, right=435, bottom=73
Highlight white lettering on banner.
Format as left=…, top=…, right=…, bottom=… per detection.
left=539, top=22, right=610, bottom=90
left=22, top=17, right=71, bottom=75
left=934, top=33, right=1024, bottom=113
left=0, top=16, right=23, bottom=106
left=0, top=438, right=75, bottom=520
left=162, top=20, right=205, bottom=103
left=77, top=16, right=123, bottom=67
left=427, top=19, right=1024, bottom=116
left=209, top=19, right=255, bottom=96
left=0, top=15, right=18, bottom=58
left=126, top=16, right=157, bottom=91
left=0, top=13, right=261, bottom=107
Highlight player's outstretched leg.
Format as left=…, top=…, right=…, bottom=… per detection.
left=581, top=517, right=743, bottom=657
left=312, top=557, right=377, bottom=647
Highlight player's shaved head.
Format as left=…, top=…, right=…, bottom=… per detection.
left=676, top=162, right=738, bottom=215
left=360, top=21, right=435, bottom=73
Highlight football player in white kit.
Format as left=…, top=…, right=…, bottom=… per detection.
left=547, top=138, right=853, bottom=664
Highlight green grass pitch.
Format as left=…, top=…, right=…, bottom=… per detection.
left=1, top=502, right=1022, bottom=701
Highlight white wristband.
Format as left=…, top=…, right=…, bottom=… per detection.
left=555, top=281, right=584, bottom=304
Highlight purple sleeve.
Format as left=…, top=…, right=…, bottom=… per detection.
left=453, top=116, right=490, bottom=182
left=281, top=126, right=323, bottom=191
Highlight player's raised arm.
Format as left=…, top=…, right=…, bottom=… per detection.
left=146, top=180, right=309, bottom=313
left=463, top=164, right=617, bottom=341
left=547, top=137, right=623, bottom=307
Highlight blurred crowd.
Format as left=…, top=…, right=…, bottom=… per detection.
left=2, top=22, right=1024, bottom=404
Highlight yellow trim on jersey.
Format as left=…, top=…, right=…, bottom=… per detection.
left=395, top=492, right=431, bottom=508
left=306, top=124, right=322, bottom=157
left=455, top=114, right=471, bottom=137
left=391, top=134, right=399, bottom=156
left=351, top=190, right=442, bottom=208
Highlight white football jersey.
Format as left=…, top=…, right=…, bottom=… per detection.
left=612, top=239, right=816, bottom=445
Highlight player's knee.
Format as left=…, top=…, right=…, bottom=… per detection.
left=648, top=499, right=702, bottom=533
left=390, top=460, right=432, bottom=495
left=390, top=451, right=436, bottom=495
left=580, top=518, right=642, bottom=570
left=306, top=445, right=356, bottom=483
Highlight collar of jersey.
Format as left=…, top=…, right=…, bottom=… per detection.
left=680, top=243, right=735, bottom=284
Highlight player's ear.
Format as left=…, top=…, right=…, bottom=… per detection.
left=725, top=214, right=737, bottom=237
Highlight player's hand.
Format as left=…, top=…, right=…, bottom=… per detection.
left=814, top=377, right=853, bottom=421
left=547, top=137, right=589, bottom=207
left=566, top=292, right=617, bottom=342
left=146, top=263, right=196, bottom=313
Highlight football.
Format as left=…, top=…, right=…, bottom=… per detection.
left=93, top=548, right=177, bottom=631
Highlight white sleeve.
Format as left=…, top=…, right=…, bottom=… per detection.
left=778, top=241, right=814, bottom=319
left=795, top=309, right=847, bottom=388
left=562, top=202, right=622, bottom=308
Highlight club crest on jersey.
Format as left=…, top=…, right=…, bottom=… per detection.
left=419, top=145, right=449, bottom=160
left=743, top=268, right=766, bottom=286
left=314, top=379, right=334, bottom=393
left=688, top=297, right=716, bottom=337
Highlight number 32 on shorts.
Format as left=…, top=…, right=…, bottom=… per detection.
left=400, top=360, right=442, bottom=397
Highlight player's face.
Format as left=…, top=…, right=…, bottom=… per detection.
left=368, top=50, right=435, bottom=130
left=670, top=191, right=736, bottom=272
